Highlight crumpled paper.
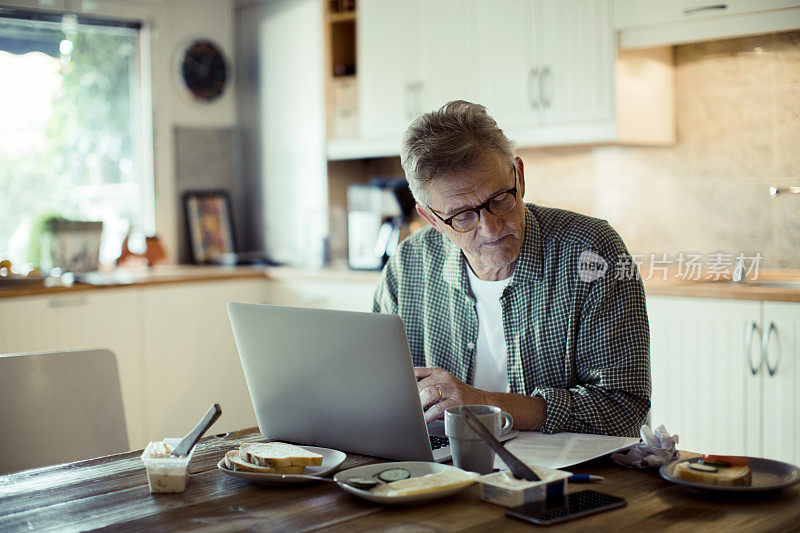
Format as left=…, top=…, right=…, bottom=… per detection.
left=611, top=424, right=679, bottom=468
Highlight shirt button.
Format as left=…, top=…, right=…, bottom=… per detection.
left=467, top=342, right=475, bottom=350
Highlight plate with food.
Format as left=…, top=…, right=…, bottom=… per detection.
left=333, top=461, right=480, bottom=504
left=217, top=441, right=346, bottom=484
left=660, top=454, right=800, bottom=494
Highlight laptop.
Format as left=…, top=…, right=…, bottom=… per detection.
left=227, top=302, right=518, bottom=462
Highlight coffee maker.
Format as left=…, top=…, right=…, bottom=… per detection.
left=347, top=179, right=415, bottom=270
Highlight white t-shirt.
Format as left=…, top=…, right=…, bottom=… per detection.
left=466, top=265, right=512, bottom=393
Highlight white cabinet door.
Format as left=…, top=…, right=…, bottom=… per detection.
left=357, top=0, right=422, bottom=140
left=760, top=301, right=800, bottom=465
left=140, top=280, right=266, bottom=441
left=540, top=0, right=614, bottom=124
left=647, top=295, right=761, bottom=455
left=474, top=0, right=541, bottom=129
left=0, top=290, right=145, bottom=449
left=417, top=0, right=481, bottom=113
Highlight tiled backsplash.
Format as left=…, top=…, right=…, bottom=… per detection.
left=518, top=30, right=800, bottom=269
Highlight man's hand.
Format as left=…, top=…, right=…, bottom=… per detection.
left=415, top=366, right=488, bottom=423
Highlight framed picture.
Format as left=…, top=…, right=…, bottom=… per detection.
left=183, top=190, right=236, bottom=264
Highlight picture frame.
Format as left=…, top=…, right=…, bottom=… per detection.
left=183, top=190, right=236, bottom=264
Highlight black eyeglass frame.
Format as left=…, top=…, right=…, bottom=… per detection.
left=427, top=165, right=518, bottom=233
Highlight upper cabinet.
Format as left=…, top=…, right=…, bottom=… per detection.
left=615, top=0, right=800, bottom=49
left=336, top=0, right=618, bottom=159
left=357, top=0, right=421, bottom=142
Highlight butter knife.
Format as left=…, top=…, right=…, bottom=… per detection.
left=462, top=406, right=540, bottom=481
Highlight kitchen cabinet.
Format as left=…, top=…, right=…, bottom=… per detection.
left=647, top=296, right=757, bottom=457
left=615, top=0, right=800, bottom=49
left=140, top=279, right=266, bottom=443
left=357, top=0, right=421, bottom=142
left=347, top=0, right=616, bottom=159
left=647, top=295, right=800, bottom=465
left=0, top=290, right=146, bottom=451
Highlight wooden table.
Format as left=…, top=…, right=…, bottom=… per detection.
left=2, top=429, right=798, bottom=532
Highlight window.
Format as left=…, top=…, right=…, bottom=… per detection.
left=0, top=8, right=152, bottom=269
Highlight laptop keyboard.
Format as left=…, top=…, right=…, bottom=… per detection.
left=429, top=435, right=450, bottom=450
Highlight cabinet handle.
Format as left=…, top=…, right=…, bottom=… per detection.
left=683, top=4, right=728, bottom=15
left=539, top=66, right=551, bottom=109
left=527, top=67, right=540, bottom=110
left=745, top=320, right=762, bottom=375
left=762, top=322, right=779, bottom=376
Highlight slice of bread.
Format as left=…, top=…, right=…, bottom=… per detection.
left=223, top=450, right=308, bottom=475
left=674, top=457, right=752, bottom=486
left=239, top=442, right=323, bottom=467
left=225, top=450, right=275, bottom=473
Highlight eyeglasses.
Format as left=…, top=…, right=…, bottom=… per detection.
left=427, top=165, right=518, bottom=233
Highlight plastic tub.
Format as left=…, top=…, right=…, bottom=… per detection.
left=141, top=438, right=195, bottom=493
left=479, top=465, right=571, bottom=507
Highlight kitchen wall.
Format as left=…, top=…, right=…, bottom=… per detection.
left=329, top=30, right=800, bottom=269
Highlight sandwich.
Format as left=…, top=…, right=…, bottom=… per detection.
left=239, top=442, right=324, bottom=468
left=223, top=451, right=307, bottom=474
left=673, top=455, right=752, bottom=486
left=222, top=442, right=323, bottom=475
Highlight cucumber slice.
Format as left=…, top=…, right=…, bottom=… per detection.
left=687, top=462, right=718, bottom=473
left=343, top=477, right=381, bottom=490
left=700, top=459, right=731, bottom=468
left=375, top=467, right=411, bottom=483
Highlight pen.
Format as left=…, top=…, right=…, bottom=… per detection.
left=568, top=475, right=604, bottom=483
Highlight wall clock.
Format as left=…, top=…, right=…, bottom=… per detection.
left=179, top=39, right=228, bottom=102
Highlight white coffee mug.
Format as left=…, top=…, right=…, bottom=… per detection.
left=444, top=405, right=513, bottom=474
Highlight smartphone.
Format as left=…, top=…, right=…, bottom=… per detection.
left=505, top=490, right=627, bottom=526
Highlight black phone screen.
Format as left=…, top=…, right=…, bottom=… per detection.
left=505, top=490, right=627, bottom=526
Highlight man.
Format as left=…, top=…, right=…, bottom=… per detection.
left=373, top=100, right=650, bottom=437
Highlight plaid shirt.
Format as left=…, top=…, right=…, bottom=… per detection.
left=373, top=204, right=651, bottom=437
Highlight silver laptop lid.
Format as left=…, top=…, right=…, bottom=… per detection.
left=228, top=302, right=433, bottom=461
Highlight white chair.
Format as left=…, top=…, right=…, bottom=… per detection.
left=0, top=348, right=129, bottom=474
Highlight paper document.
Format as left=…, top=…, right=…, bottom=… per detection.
left=493, top=431, right=640, bottom=471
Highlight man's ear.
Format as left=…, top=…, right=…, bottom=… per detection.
left=516, top=156, right=526, bottom=199
left=416, top=203, right=445, bottom=234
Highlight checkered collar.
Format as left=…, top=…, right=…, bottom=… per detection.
left=441, top=204, right=544, bottom=292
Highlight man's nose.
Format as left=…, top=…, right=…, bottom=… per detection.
left=478, top=208, right=503, bottom=236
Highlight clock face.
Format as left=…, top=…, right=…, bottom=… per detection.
left=180, top=40, right=227, bottom=102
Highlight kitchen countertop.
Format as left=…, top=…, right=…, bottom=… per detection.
left=0, top=265, right=798, bottom=303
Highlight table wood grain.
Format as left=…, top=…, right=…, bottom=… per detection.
left=1, top=429, right=798, bottom=532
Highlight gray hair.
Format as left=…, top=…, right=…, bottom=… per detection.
left=400, top=100, right=516, bottom=205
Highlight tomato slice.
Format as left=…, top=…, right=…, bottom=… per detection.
left=702, top=455, right=749, bottom=467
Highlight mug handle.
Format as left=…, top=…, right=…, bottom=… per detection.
left=500, top=412, right=514, bottom=435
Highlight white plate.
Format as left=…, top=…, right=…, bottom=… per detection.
left=333, top=461, right=477, bottom=504
left=217, top=445, right=346, bottom=485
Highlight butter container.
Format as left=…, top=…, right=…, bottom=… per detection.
left=479, top=466, right=571, bottom=507
left=141, top=438, right=195, bottom=493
